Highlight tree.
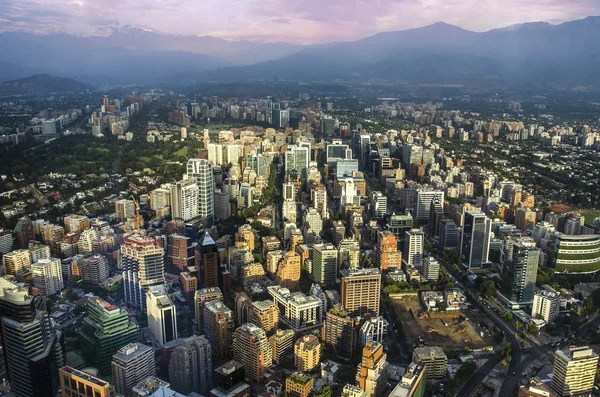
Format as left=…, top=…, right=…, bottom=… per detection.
left=506, top=312, right=513, bottom=321
left=500, top=343, right=514, bottom=363
left=480, top=280, right=497, bottom=299
left=314, top=386, right=332, bottom=397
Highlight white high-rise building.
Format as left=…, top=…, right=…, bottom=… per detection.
left=207, top=143, right=224, bottom=166
left=340, top=179, right=360, bottom=207
left=359, top=316, right=389, bottom=346
left=370, top=191, right=387, bottom=218
left=187, top=159, right=215, bottom=226
left=304, top=207, right=323, bottom=236
left=532, top=287, right=561, bottom=322
left=170, top=179, right=199, bottom=221
left=285, top=145, right=309, bottom=178
left=146, top=285, right=178, bottom=345
left=31, top=257, right=64, bottom=297
left=403, top=229, right=424, bottom=268
left=415, top=189, right=445, bottom=221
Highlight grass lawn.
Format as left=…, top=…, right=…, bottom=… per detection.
left=582, top=211, right=600, bottom=224
left=174, top=146, right=188, bottom=157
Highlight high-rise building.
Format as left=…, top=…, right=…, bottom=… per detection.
left=14, top=217, right=34, bottom=249
left=285, top=145, right=309, bottom=179
left=81, top=254, right=110, bottom=284
left=532, top=287, right=561, bottom=323
left=149, top=188, right=171, bottom=211
left=356, top=342, right=388, bottom=397
left=2, top=248, right=31, bottom=276
left=195, top=287, right=223, bottom=333
left=233, top=323, right=272, bottom=384
left=166, top=234, right=195, bottom=273
left=235, top=224, right=255, bottom=251
left=501, top=243, right=539, bottom=306
left=196, top=232, right=220, bottom=289
left=460, top=211, right=492, bottom=268
left=276, top=251, right=301, bottom=291
left=422, top=257, right=440, bottom=281
left=412, top=346, right=447, bottom=380
left=59, top=366, right=115, bottom=397
left=111, top=343, right=156, bottom=397
left=268, top=286, right=323, bottom=333
left=403, top=229, right=424, bottom=268
left=0, top=228, right=13, bottom=254
left=63, top=214, right=90, bottom=234
left=79, top=296, right=138, bottom=375
left=551, top=346, right=598, bottom=397
left=168, top=335, right=213, bottom=395
left=370, top=191, right=387, bottom=218
left=269, top=329, right=295, bottom=365
left=146, top=285, right=177, bottom=345
left=170, top=179, right=200, bottom=221
left=359, top=316, right=389, bottom=346
left=516, top=208, right=537, bottom=231
left=116, top=199, right=136, bottom=222
left=214, top=190, right=231, bottom=221
left=312, top=243, right=338, bottom=288
left=322, top=305, right=361, bottom=360
left=388, top=362, right=426, bottom=397
left=312, top=184, right=328, bottom=219
left=187, top=159, right=215, bottom=226
left=415, top=190, right=444, bottom=221
left=286, top=372, right=314, bottom=397
left=250, top=300, right=278, bottom=336
left=427, top=198, right=444, bottom=238
left=0, top=287, right=64, bottom=397
left=213, top=360, right=245, bottom=390
left=31, top=257, right=64, bottom=297
left=304, top=207, right=323, bottom=236
left=294, top=335, right=321, bottom=372
left=552, top=233, right=600, bottom=274
left=340, top=268, right=381, bottom=316
left=204, top=300, right=235, bottom=361
left=439, top=219, right=460, bottom=249
left=375, top=231, right=401, bottom=271
left=121, top=234, right=165, bottom=310
left=338, top=239, right=361, bottom=269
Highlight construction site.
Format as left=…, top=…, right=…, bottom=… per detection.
left=391, top=295, right=495, bottom=349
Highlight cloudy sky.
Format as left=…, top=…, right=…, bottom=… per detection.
left=1, top=0, right=599, bottom=43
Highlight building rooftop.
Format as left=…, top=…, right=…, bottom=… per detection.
left=210, top=382, right=250, bottom=397
left=340, top=267, right=381, bottom=278
left=214, top=360, right=244, bottom=376
left=113, top=343, right=152, bottom=362
left=60, top=366, right=112, bottom=388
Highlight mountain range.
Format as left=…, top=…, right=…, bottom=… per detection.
left=0, top=74, right=93, bottom=96
left=1, top=17, right=600, bottom=91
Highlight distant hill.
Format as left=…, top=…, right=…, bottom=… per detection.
left=0, top=74, right=94, bottom=96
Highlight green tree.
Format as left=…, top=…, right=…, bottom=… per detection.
left=314, top=386, right=332, bottom=397
left=527, top=323, right=540, bottom=334
left=480, top=280, right=497, bottom=299
left=506, top=312, right=513, bottom=321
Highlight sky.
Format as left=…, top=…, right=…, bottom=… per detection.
left=1, top=0, right=599, bottom=44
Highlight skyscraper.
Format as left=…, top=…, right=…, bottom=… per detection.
left=356, top=342, right=388, bottom=397
left=501, top=243, right=539, bottom=306
left=285, top=145, right=309, bottom=179
left=111, top=343, right=155, bottom=397
left=170, top=179, right=199, bottom=221
left=233, top=323, right=272, bottom=384
left=79, top=296, right=138, bottom=375
left=340, top=268, right=381, bottom=316
left=168, top=336, right=213, bottom=395
left=31, top=257, right=64, bottom=297
left=166, top=234, right=195, bottom=273
left=115, top=199, right=136, bottom=222
left=121, top=234, right=165, bottom=310
left=403, top=229, right=424, bottom=268
left=427, top=198, right=444, bottom=238
left=375, top=231, right=401, bottom=271
left=323, top=305, right=361, bottom=360
left=195, top=287, right=223, bottom=333
left=551, top=346, right=599, bottom=397
left=204, top=300, right=235, bottom=361
left=250, top=300, right=279, bottom=336
left=187, top=158, right=215, bottom=226
left=146, top=285, right=177, bottom=345
left=275, top=251, right=301, bottom=291
left=196, top=231, right=220, bottom=289
left=0, top=287, right=64, bottom=397
left=370, top=191, right=387, bottom=218
left=415, top=189, right=444, bottom=221
left=460, top=211, right=492, bottom=268
left=312, top=243, right=338, bottom=288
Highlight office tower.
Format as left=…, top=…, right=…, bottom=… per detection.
left=103, top=95, right=109, bottom=109
left=269, top=329, right=294, bottom=365
left=170, top=179, right=199, bottom=222
left=312, top=184, right=328, bottom=219
left=564, top=217, right=584, bottom=236
left=338, top=239, right=361, bottom=269
left=412, top=346, right=447, bottom=380
left=403, top=229, right=424, bottom=268
left=80, top=296, right=138, bottom=375
left=427, top=198, right=444, bottom=238
left=356, top=342, right=388, bottom=397
left=359, top=316, right=389, bottom=346
left=332, top=220, right=346, bottom=245
left=32, top=257, right=63, bottom=297
left=276, top=251, right=301, bottom=291
left=268, top=286, right=323, bottom=333
left=415, top=190, right=444, bottom=221
left=213, top=360, right=245, bottom=390
left=116, top=199, right=136, bottom=222
left=146, top=285, right=177, bottom=345
left=0, top=228, right=12, bottom=254
left=323, top=305, right=361, bottom=360
left=387, top=214, right=413, bottom=247
left=63, top=214, right=90, bottom=234
left=0, top=287, right=63, bottom=397
left=552, top=233, right=600, bottom=273
left=532, top=287, right=561, bottom=322
left=111, top=343, right=155, bottom=397
left=187, top=159, right=215, bottom=226
left=294, top=335, right=321, bottom=372
left=439, top=219, right=459, bottom=249
left=370, top=191, right=387, bottom=218
left=14, top=217, right=34, bottom=249
left=340, top=268, right=381, bottom=316
left=312, top=243, right=338, bottom=288
left=149, top=188, right=170, bottom=211
left=343, top=384, right=368, bottom=397
left=60, top=366, right=115, bottom=397
left=169, top=335, right=213, bottom=395
left=204, top=300, right=234, bottom=360
left=196, top=231, right=220, bottom=289
left=233, top=323, right=272, bottom=384
left=304, top=207, right=323, bottom=236
left=460, top=211, right=492, bottom=268
left=285, top=145, right=309, bottom=178
left=502, top=243, right=539, bottom=305
left=195, top=287, right=223, bottom=333
left=166, top=234, right=195, bottom=273
left=2, top=248, right=31, bottom=276
left=286, top=372, right=314, bottom=397
left=516, top=208, right=537, bottom=231
left=250, top=300, right=278, bottom=335
left=214, top=190, right=231, bottom=220
left=389, top=362, right=426, bottom=397
left=340, top=178, right=360, bottom=207
left=180, top=271, right=198, bottom=307
left=121, top=234, right=165, bottom=310
left=422, top=257, right=440, bottom=281
left=551, top=346, right=599, bottom=397
left=375, top=231, right=401, bottom=271
left=235, top=225, right=255, bottom=251
left=81, top=255, right=110, bottom=284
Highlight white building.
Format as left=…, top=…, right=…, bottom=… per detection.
left=359, top=316, right=389, bottom=346
left=415, top=189, right=445, bottom=221
left=403, top=229, right=424, bottom=268
left=370, top=191, right=387, bottom=218
left=32, top=257, right=64, bottom=297
left=170, top=179, right=199, bottom=221
left=146, top=285, right=178, bottom=345
left=187, top=159, right=215, bottom=226
left=532, top=287, right=561, bottom=322
left=267, top=285, right=323, bottom=332
left=422, top=256, right=440, bottom=281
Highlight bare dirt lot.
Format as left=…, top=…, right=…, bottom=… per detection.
left=392, top=296, right=495, bottom=349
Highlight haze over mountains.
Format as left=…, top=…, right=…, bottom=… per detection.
left=1, top=17, right=600, bottom=91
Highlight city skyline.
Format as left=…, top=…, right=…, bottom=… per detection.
left=1, top=0, right=599, bottom=43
